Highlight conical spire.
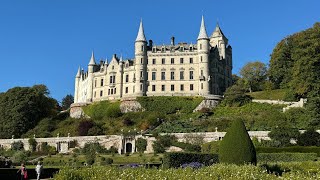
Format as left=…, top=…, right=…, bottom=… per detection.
left=104, top=57, right=108, bottom=65
left=119, top=55, right=123, bottom=62
left=88, top=51, right=96, bottom=65
left=211, top=23, right=225, bottom=37
left=135, top=19, right=146, bottom=42
left=76, top=67, right=81, bottom=78
left=197, top=15, right=209, bottom=40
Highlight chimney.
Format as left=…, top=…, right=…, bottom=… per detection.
left=171, top=36, right=175, bottom=46
left=149, top=39, right=153, bottom=47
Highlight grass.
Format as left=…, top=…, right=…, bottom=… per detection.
left=248, top=89, right=287, bottom=100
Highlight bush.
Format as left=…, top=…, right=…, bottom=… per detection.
left=202, top=141, right=220, bottom=154
left=11, top=141, right=24, bottom=151
left=105, top=157, right=113, bottom=165
left=82, top=101, right=122, bottom=120
left=136, top=138, right=147, bottom=153
left=163, top=152, right=218, bottom=168
left=257, top=153, right=317, bottom=163
left=152, top=141, right=165, bottom=154
left=219, top=119, right=257, bottom=165
left=256, top=146, right=320, bottom=156
left=268, top=126, right=300, bottom=147
left=12, top=151, right=29, bottom=164
left=78, top=120, right=94, bottom=136
left=297, top=129, right=320, bottom=146
left=82, top=142, right=107, bottom=154
left=172, top=141, right=201, bottom=152
left=28, top=138, right=37, bottom=152
left=221, top=85, right=252, bottom=107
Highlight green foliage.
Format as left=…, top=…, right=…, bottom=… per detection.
left=82, top=142, right=107, bottom=154
left=40, top=142, right=57, bottom=155
left=171, top=141, right=201, bottom=152
left=219, top=119, right=257, bottom=165
left=12, top=151, right=29, bottom=164
left=221, top=84, right=252, bottom=107
left=306, top=95, right=320, bottom=127
left=268, top=126, right=300, bottom=147
left=152, top=141, right=165, bottom=154
left=0, top=85, right=58, bottom=138
left=240, top=61, right=267, bottom=92
left=82, top=101, right=122, bottom=120
left=297, top=129, right=320, bottom=146
left=256, top=146, right=320, bottom=156
left=61, top=94, right=74, bottom=110
left=201, top=141, right=220, bottom=154
left=284, top=108, right=312, bottom=130
left=163, top=152, right=218, bottom=168
left=137, top=96, right=203, bottom=114
left=11, top=141, right=24, bottom=151
left=248, top=89, right=287, bottom=100
left=28, top=138, right=37, bottom=152
left=136, top=138, right=147, bottom=153
left=257, top=153, right=317, bottom=163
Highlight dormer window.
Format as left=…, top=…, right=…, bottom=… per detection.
left=152, top=47, right=156, bottom=53
left=112, top=66, right=114, bottom=70
left=189, top=46, right=193, bottom=51
left=161, top=47, right=165, bottom=52
left=180, top=46, right=184, bottom=52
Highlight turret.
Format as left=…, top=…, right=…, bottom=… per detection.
left=197, top=16, right=210, bottom=95
left=134, top=20, right=147, bottom=96
left=74, top=67, right=81, bottom=103
left=119, top=55, right=124, bottom=98
left=88, top=51, right=96, bottom=73
left=87, top=51, right=96, bottom=102
left=210, top=23, right=228, bottom=59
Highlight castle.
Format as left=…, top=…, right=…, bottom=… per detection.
left=74, top=16, right=232, bottom=103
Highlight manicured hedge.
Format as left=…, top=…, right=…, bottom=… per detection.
left=137, top=96, right=203, bottom=114
left=257, top=153, right=317, bottom=163
left=256, top=146, right=320, bottom=156
left=163, top=152, right=218, bottom=168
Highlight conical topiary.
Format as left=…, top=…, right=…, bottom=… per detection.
left=219, top=119, right=257, bottom=165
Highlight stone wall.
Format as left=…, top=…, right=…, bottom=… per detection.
left=193, top=95, right=222, bottom=112
left=70, top=103, right=90, bottom=119
left=252, top=98, right=306, bottom=112
left=119, top=99, right=144, bottom=113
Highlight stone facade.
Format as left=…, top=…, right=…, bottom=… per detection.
left=74, top=16, right=232, bottom=104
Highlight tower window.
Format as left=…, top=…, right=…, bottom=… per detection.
left=125, top=87, right=128, bottom=93
left=171, top=58, right=174, bottom=64
left=152, top=85, right=156, bottom=91
left=180, top=71, right=184, bottom=80
left=171, top=84, right=174, bottom=91
left=201, top=56, right=203, bottom=62
left=141, top=45, right=144, bottom=51
left=180, top=58, right=184, bottom=64
left=161, top=72, right=165, bottom=80
left=201, top=70, right=204, bottom=76
left=189, top=71, right=194, bottom=80
left=180, top=46, right=183, bottom=51
left=140, top=71, right=143, bottom=78
left=162, top=58, right=165, bottom=64
left=170, top=72, right=175, bottom=80
left=126, top=74, right=129, bottom=83
left=200, top=44, right=202, bottom=50
left=101, top=79, right=104, bottom=86
left=100, top=90, right=103, bottom=97
left=114, top=88, right=116, bottom=94
left=108, top=89, right=110, bottom=95
left=190, top=58, right=193, bottom=63
left=152, top=59, right=156, bottom=64
left=140, top=58, right=143, bottom=64
left=152, top=72, right=156, bottom=80
left=112, top=66, right=114, bottom=70
left=161, top=47, right=165, bottom=52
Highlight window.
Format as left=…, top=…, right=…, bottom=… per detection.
left=100, top=90, right=103, bottom=97
left=141, top=45, right=144, bottom=51
left=152, top=72, right=156, bottom=80
left=180, top=46, right=183, bottom=51
left=201, top=56, right=203, bottom=62
left=180, top=58, right=184, bottom=64
left=125, top=87, right=128, bottom=93
left=190, top=58, right=193, bottom=63
left=112, top=66, right=114, bottom=70
left=140, top=84, right=142, bottom=91
left=152, top=59, right=156, bottom=64
left=180, top=84, right=184, bottom=91
left=171, top=84, right=174, bottom=91
left=161, top=72, right=165, bottom=80
left=170, top=72, right=175, bottom=80
left=111, top=89, right=113, bottom=94
left=189, top=71, right=194, bottom=80
left=171, top=58, right=174, bottom=64
left=201, top=70, right=204, bottom=76
left=190, top=84, right=194, bottom=91
left=180, top=71, right=184, bottom=80
left=201, top=83, right=203, bottom=89
left=161, top=85, right=165, bottom=91
left=108, top=89, right=110, bottom=95
left=140, top=58, right=143, bottom=64
left=152, top=47, right=156, bottom=53
left=162, top=58, right=165, bottom=64
left=152, top=85, right=156, bottom=91
left=140, top=71, right=143, bottom=78
left=101, top=79, right=104, bottom=86
left=126, top=74, right=129, bottom=83
left=161, top=47, right=165, bottom=52
left=94, top=79, right=97, bottom=87
left=200, top=44, right=202, bottom=50
left=109, top=75, right=116, bottom=84
left=114, top=88, right=116, bottom=94
left=94, top=91, right=96, bottom=98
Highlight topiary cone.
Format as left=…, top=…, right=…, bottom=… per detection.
left=219, top=119, right=257, bottom=165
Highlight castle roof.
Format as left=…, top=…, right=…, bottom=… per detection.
left=76, top=67, right=81, bottom=78
left=88, top=51, right=96, bottom=65
left=135, top=20, right=146, bottom=42
left=197, top=16, right=209, bottom=40
left=211, top=23, right=225, bottom=38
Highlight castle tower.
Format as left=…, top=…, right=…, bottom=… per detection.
left=119, top=55, right=124, bottom=98
left=134, top=20, right=147, bottom=96
left=74, top=67, right=81, bottom=103
left=210, top=23, right=228, bottom=59
left=87, top=51, right=96, bottom=102
left=197, top=16, right=210, bottom=95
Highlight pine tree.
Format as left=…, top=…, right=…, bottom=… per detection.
left=219, top=119, right=257, bottom=165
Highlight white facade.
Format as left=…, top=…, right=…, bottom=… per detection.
left=74, top=17, right=232, bottom=103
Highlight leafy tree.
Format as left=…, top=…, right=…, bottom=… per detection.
left=268, top=126, right=300, bottom=147
left=297, top=129, right=320, bottom=146
left=61, top=94, right=74, bottom=110
left=28, top=138, right=37, bottom=152
left=221, top=84, right=252, bottom=107
left=78, top=120, right=94, bottom=136
left=11, top=141, right=24, bottom=151
left=240, top=61, right=267, bottom=92
left=0, top=85, right=58, bottom=138
left=136, top=138, right=147, bottom=154
left=219, top=119, right=256, bottom=165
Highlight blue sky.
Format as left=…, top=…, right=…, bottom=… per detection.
left=0, top=0, right=319, bottom=102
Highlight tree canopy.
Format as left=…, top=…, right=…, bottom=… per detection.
left=0, top=85, right=58, bottom=138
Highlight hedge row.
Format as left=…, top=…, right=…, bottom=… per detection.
left=137, top=96, right=203, bottom=114
left=257, top=153, right=317, bottom=163
left=163, top=152, right=218, bottom=168
left=256, top=146, right=320, bottom=156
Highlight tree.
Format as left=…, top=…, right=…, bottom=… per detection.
left=221, top=84, right=252, bottom=107
left=136, top=138, right=147, bottom=154
left=240, top=61, right=267, bottom=92
left=61, top=94, right=74, bottom=110
left=11, top=141, right=24, bottom=151
left=297, top=129, right=320, bottom=146
left=0, top=85, right=58, bottom=138
left=268, top=126, right=300, bottom=147
left=219, top=119, right=256, bottom=165
left=28, top=138, right=37, bottom=152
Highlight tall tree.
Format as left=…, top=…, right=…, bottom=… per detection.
left=0, top=85, right=58, bottom=138
left=61, top=94, right=74, bottom=110
left=240, top=61, right=267, bottom=92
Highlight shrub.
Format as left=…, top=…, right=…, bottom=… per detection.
left=152, top=141, right=165, bottom=154
left=202, top=141, right=220, bottom=154
left=11, top=141, right=24, bottom=151
left=219, top=119, right=257, bottom=165
left=105, top=157, right=113, bottom=165
left=28, top=138, right=37, bottom=152
left=257, top=153, right=317, bottom=163
left=268, top=126, right=300, bottom=147
left=78, top=120, right=94, bottom=136
left=172, top=141, right=201, bottom=152
left=136, top=138, right=147, bottom=153
left=82, top=142, right=107, bottom=154
left=221, top=85, right=252, bottom=107
left=12, top=151, right=29, bottom=164
left=297, top=129, right=320, bottom=146
left=256, top=146, right=320, bottom=156
left=163, top=152, right=218, bottom=168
